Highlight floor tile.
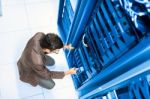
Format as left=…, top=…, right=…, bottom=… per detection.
left=0, top=63, right=20, bottom=99
left=29, top=26, right=59, bottom=35
left=44, top=86, right=78, bottom=99
left=0, top=30, right=31, bottom=64
left=0, top=5, right=29, bottom=33
left=25, top=0, right=51, bottom=4
left=25, top=2, right=58, bottom=28
left=22, top=94, right=44, bottom=99
left=1, top=0, right=25, bottom=6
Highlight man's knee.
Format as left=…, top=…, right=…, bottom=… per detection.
left=38, top=78, right=55, bottom=89
left=47, top=81, right=55, bottom=89
left=45, top=55, right=55, bottom=66
left=49, top=58, right=55, bottom=66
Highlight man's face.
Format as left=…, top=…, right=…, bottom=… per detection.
left=44, top=49, right=60, bottom=54
left=44, top=49, right=51, bottom=54
left=51, top=49, right=60, bottom=54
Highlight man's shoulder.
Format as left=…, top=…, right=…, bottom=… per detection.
left=30, top=32, right=45, bottom=49
left=34, top=32, right=45, bottom=37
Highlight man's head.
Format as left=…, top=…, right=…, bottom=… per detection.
left=40, top=33, right=63, bottom=54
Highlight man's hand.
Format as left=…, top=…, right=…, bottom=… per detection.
left=65, top=68, right=77, bottom=76
left=64, top=44, right=74, bottom=50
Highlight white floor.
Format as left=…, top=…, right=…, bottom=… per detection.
left=0, top=0, right=78, bottom=99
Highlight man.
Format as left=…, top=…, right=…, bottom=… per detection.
left=17, top=32, right=76, bottom=89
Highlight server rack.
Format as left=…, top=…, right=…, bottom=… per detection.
left=57, top=0, right=150, bottom=98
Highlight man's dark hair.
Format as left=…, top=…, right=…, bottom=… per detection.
left=40, top=33, right=63, bottom=51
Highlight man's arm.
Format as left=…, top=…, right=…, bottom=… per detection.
left=64, top=68, right=77, bottom=76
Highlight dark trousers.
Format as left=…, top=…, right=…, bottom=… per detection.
left=38, top=55, right=55, bottom=89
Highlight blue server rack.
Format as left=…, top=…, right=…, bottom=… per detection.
left=57, top=0, right=150, bottom=99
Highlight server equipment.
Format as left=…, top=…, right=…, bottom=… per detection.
left=57, top=0, right=150, bottom=98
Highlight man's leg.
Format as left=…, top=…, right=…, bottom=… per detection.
left=44, top=55, right=55, bottom=66
left=38, top=78, right=55, bottom=89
